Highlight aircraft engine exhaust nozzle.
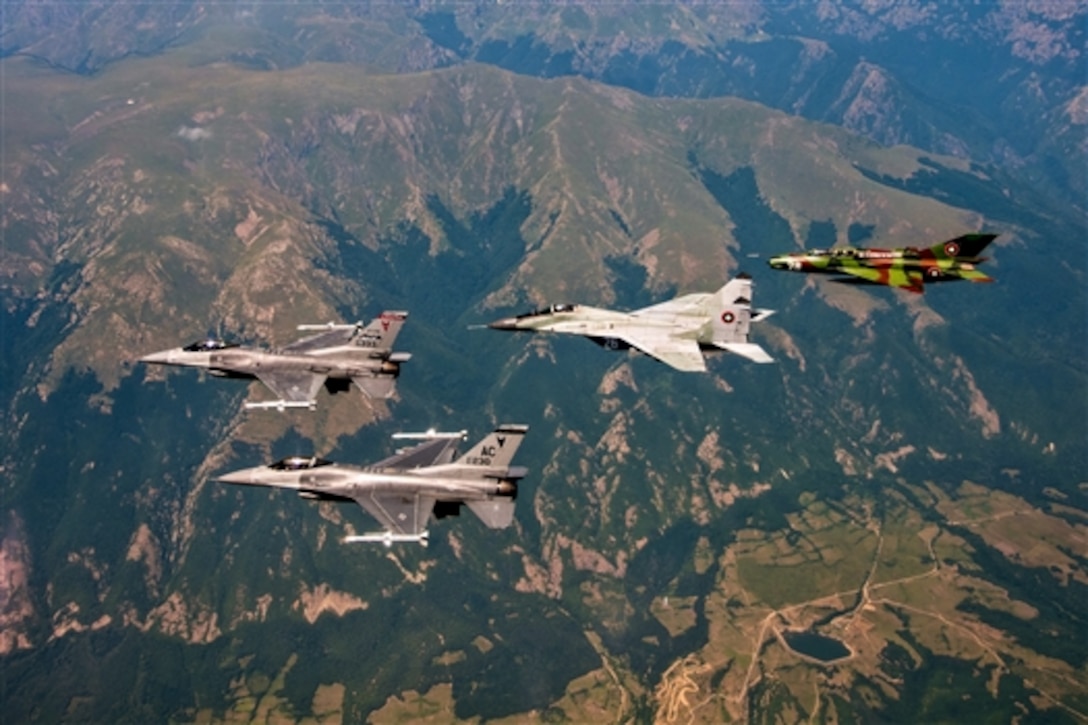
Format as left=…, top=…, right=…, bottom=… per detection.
left=496, top=480, right=517, bottom=495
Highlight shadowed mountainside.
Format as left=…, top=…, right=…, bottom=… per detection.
left=4, top=1, right=1084, bottom=207
left=1, top=15, right=1086, bottom=724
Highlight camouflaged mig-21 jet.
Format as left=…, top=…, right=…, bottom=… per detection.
left=768, top=233, right=997, bottom=293
left=139, top=311, right=410, bottom=411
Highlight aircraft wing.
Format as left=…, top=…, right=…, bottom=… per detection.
left=617, top=331, right=707, bottom=372
left=837, top=265, right=924, bottom=293
left=369, top=437, right=462, bottom=470
left=255, top=370, right=326, bottom=403
left=352, top=374, right=396, bottom=399
left=280, top=328, right=355, bottom=353
left=631, top=292, right=710, bottom=318
left=946, top=267, right=994, bottom=284
left=354, top=491, right=434, bottom=536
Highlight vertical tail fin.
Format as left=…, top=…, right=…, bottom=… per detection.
left=928, top=233, right=998, bottom=260
left=707, top=274, right=774, bottom=363
left=355, top=311, right=408, bottom=351
left=709, top=274, right=754, bottom=344
left=458, top=425, right=527, bottom=529
left=454, top=424, right=529, bottom=470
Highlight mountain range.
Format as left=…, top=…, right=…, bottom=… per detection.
left=1, top=3, right=1085, bottom=722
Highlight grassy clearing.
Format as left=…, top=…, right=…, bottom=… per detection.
left=734, top=507, right=878, bottom=609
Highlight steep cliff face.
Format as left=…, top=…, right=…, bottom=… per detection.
left=0, top=7, right=1084, bottom=723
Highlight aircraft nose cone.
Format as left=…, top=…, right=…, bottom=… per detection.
left=217, top=468, right=258, bottom=485
left=767, top=256, right=787, bottom=270
left=138, top=349, right=176, bottom=364
left=488, top=317, right=519, bottom=330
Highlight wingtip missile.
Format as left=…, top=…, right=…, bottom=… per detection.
left=343, top=531, right=429, bottom=547
left=244, top=400, right=316, bottom=412
left=296, top=320, right=364, bottom=331
left=391, top=429, right=468, bottom=440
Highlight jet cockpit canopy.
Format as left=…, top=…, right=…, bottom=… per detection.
left=268, top=456, right=333, bottom=471
left=183, top=339, right=238, bottom=352
left=518, top=303, right=577, bottom=319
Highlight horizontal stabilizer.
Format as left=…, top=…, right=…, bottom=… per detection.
left=715, top=342, right=774, bottom=364
left=466, top=499, right=516, bottom=529
left=343, top=531, right=429, bottom=547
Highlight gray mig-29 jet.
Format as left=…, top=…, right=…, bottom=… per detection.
left=217, top=424, right=529, bottom=546
left=487, top=274, right=774, bottom=371
left=139, top=311, right=410, bottom=411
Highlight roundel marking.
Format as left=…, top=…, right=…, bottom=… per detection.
left=944, top=242, right=959, bottom=257
left=721, top=311, right=736, bottom=324
left=926, top=267, right=941, bottom=278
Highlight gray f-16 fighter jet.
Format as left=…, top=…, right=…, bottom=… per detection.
left=217, top=424, right=529, bottom=546
left=488, top=274, right=774, bottom=371
left=139, top=311, right=410, bottom=410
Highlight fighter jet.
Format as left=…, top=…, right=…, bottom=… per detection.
left=767, top=233, right=997, bottom=293
left=487, top=274, right=774, bottom=371
left=217, top=424, right=529, bottom=546
left=139, top=311, right=410, bottom=410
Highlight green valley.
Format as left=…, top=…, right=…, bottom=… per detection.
left=1, top=4, right=1085, bottom=722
